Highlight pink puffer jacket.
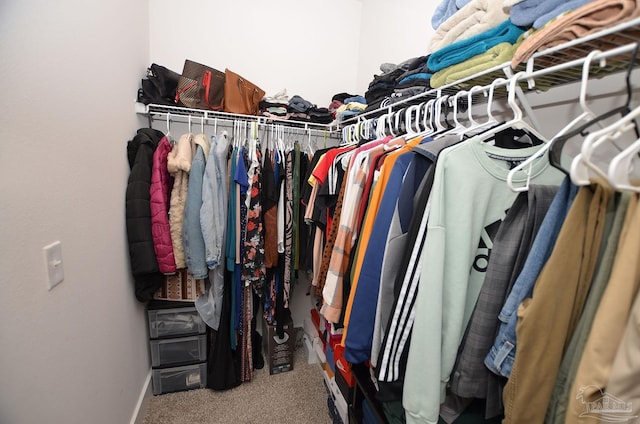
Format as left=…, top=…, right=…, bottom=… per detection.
left=150, top=135, right=177, bottom=274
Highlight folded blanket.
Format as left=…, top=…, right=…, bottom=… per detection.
left=428, top=20, right=526, bottom=72
left=429, top=0, right=510, bottom=52
left=396, top=65, right=431, bottom=82
left=512, top=0, right=640, bottom=68
left=504, top=0, right=525, bottom=9
left=263, top=88, right=289, bottom=104
left=532, top=0, right=596, bottom=28
left=398, top=72, right=433, bottom=85
left=432, top=0, right=460, bottom=30
left=344, top=95, right=367, bottom=105
left=430, top=42, right=518, bottom=88
left=511, top=0, right=595, bottom=28
left=432, top=0, right=476, bottom=29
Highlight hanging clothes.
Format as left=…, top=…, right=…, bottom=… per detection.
left=183, top=133, right=211, bottom=280
left=564, top=192, right=640, bottom=424
left=150, top=135, right=177, bottom=275
left=283, top=149, right=294, bottom=308
left=546, top=191, right=631, bottom=423
left=499, top=182, right=612, bottom=424
left=400, top=136, right=564, bottom=424
left=167, top=133, right=195, bottom=270
left=196, top=133, right=230, bottom=331
left=440, top=184, right=558, bottom=422
left=242, top=140, right=266, bottom=293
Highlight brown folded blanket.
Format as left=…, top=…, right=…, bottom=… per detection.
left=511, top=0, right=640, bottom=68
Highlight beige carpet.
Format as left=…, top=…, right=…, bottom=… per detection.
left=143, top=344, right=333, bottom=424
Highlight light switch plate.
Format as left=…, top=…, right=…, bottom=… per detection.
left=43, top=241, right=64, bottom=290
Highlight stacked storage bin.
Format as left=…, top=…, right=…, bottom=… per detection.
left=147, top=301, right=208, bottom=395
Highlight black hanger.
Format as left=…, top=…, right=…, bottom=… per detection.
left=493, top=127, right=545, bottom=149
left=548, top=43, right=640, bottom=175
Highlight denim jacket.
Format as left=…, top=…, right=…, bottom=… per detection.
left=183, top=136, right=210, bottom=279
left=196, top=134, right=229, bottom=330
left=484, top=178, right=578, bottom=377
left=201, top=134, right=229, bottom=270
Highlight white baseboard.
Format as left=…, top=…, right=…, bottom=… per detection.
left=130, top=369, right=153, bottom=424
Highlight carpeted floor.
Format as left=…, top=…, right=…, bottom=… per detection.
left=143, top=343, right=333, bottom=424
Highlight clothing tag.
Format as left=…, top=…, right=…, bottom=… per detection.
left=485, top=152, right=530, bottom=170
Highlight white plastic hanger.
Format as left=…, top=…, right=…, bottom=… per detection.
left=469, top=72, right=548, bottom=191
left=165, top=112, right=173, bottom=142
left=572, top=106, right=640, bottom=185
left=448, top=90, right=469, bottom=135
left=476, top=72, right=547, bottom=142
left=509, top=51, right=604, bottom=190
left=462, top=78, right=505, bottom=136
left=462, top=85, right=487, bottom=134
left=404, top=104, right=420, bottom=137
left=413, top=102, right=426, bottom=133
left=433, top=94, right=450, bottom=134
left=419, top=99, right=436, bottom=136
left=387, top=111, right=399, bottom=138
left=375, top=114, right=388, bottom=140
left=608, top=105, right=640, bottom=192
left=360, top=118, right=373, bottom=141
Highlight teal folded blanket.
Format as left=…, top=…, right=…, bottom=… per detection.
left=427, top=20, right=526, bottom=72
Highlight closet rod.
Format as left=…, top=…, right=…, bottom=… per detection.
left=147, top=111, right=341, bottom=138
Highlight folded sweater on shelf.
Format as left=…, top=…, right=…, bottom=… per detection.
left=428, top=20, right=526, bottom=72
left=429, top=0, right=510, bottom=53
left=512, top=0, right=640, bottom=68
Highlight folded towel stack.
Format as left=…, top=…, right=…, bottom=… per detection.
left=428, top=20, right=526, bottom=72
left=430, top=42, right=520, bottom=88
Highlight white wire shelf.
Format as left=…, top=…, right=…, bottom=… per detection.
left=136, top=102, right=341, bottom=134
left=341, top=16, right=640, bottom=126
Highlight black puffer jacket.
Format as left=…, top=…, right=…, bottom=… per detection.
left=126, top=128, right=165, bottom=302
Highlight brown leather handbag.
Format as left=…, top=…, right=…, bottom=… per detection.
left=175, top=60, right=225, bottom=110
left=223, top=68, right=265, bottom=115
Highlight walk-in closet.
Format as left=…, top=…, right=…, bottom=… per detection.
left=3, top=1, right=640, bottom=424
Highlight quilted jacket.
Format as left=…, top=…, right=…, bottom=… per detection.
left=125, top=128, right=165, bottom=301
left=150, top=136, right=177, bottom=274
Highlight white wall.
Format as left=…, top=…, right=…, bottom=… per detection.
left=0, top=1, right=151, bottom=424
left=356, top=0, right=439, bottom=95
left=149, top=0, right=363, bottom=108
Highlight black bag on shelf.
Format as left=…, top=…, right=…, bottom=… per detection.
left=137, top=63, right=181, bottom=106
